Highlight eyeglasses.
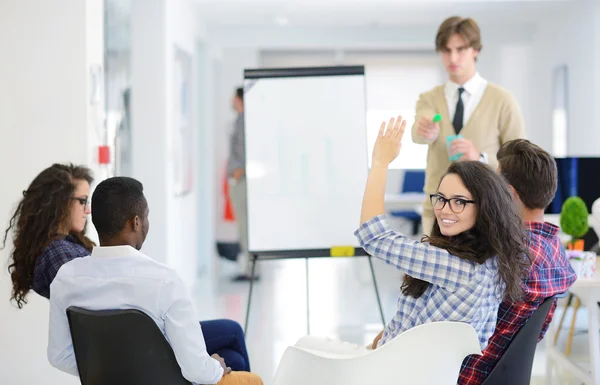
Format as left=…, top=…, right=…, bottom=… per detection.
left=430, top=194, right=475, bottom=214
left=71, top=197, right=90, bottom=207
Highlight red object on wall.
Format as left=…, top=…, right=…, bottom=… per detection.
left=98, top=145, right=110, bottom=164
left=223, top=171, right=235, bottom=221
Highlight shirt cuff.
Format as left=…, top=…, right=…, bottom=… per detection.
left=354, top=214, right=391, bottom=246
left=479, top=152, right=488, bottom=164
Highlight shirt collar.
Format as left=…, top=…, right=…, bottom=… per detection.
left=525, top=221, right=560, bottom=238
left=64, top=234, right=76, bottom=242
left=91, top=245, right=144, bottom=259
left=445, top=72, right=484, bottom=96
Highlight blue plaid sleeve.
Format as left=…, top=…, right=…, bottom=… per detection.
left=354, top=214, right=476, bottom=292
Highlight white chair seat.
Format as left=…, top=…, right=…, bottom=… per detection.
left=272, top=321, right=482, bottom=385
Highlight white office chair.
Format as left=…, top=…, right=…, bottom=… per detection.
left=271, top=321, right=482, bottom=385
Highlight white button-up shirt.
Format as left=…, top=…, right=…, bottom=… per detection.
left=444, top=72, right=488, bottom=126
left=48, top=245, right=223, bottom=385
left=444, top=72, right=490, bottom=162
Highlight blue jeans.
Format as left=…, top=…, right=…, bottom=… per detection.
left=200, top=319, right=251, bottom=372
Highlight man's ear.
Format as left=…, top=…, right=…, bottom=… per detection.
left=507, top=184, right=517, bottom=198
left=132, top=215, right=140, bottom=232
left=507, top=185, right=524, bottom=206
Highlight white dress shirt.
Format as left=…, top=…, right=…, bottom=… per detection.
left=444, top=72, right=489, bottom=162
left=48, top=245, right=224, bottom=385
left=444, top=72, right=488, bottom=127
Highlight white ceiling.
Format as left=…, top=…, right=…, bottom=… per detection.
left=193, top=0, right=572, bottom=27
left=104, top=0, right=572, bottom=52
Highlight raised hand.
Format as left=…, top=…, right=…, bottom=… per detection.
left=372, top=115, right=407, bottom=168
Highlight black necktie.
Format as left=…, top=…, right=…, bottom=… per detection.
left=453, top=87, right=465, bottom=134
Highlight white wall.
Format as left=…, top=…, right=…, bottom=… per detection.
left=131, top=0, right=211, bottom=285
left=195, top=41, right=226, bottom=275
left=0, top=1, right=104, bottom=384
left=131, top=0, right=169, bottom=262
left=479, top=42, right=533, bottom=141
left=208, top=24, right=536, bottom=50
left=531, top=0, right=600, bottom=156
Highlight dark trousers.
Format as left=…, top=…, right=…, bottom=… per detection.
left=200, top=319, right=251, bottom=372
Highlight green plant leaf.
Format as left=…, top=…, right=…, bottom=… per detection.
left=560, top=196, right=590, bottom=238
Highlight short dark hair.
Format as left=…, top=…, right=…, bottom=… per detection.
left=235, top=87, right=243, bottom=102
left=497, top=139, right=558, bottom=210
left=436, top=16, right=483, bottom=53
left=91, top=177, right=147, bottom=238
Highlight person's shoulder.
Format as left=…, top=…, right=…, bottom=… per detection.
left=420, top=84, right=446, bottom=98
left=527, top=230, right=568, bottom=266
left=485, top=83, right=517, bottom=101
left=132, top=252, right=182, bottom=282
left=54, top=254, right=92, bottom=273
left=47, top=236, right=89, bottom=253
left=39, top=237, right=89, bottom=264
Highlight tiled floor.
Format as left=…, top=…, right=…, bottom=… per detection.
left=192, top=253, right=595, bottom=385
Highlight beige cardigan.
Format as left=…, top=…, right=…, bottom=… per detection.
left=411, top=83, right=526, bottom=194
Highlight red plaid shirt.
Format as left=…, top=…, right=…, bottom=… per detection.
left=458, top=222, right=577, bottom=385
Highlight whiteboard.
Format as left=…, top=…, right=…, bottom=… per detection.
left=243, top=66, right=368, bottom=254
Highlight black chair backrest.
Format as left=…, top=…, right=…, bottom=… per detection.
left=66, top=306, right=191, bottom=385
left=481, top=296, right=557, bottom=385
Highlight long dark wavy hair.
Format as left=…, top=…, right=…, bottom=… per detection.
left=2, top=164, right=95, bottom=308
left=402, top=161, right=531, bottom=302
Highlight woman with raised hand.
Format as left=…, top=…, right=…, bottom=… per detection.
left=361, top=116, right=530, bottom=350
left=295, top=116, right=529, bottom=355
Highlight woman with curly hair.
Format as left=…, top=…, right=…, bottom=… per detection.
left=3, top=163, right=94, bottom=308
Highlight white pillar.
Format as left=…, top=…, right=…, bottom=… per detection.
left=131, top=0, right=204, bottom=286
left=131, top=0, right=169, bottom=264
left=0, top=1, right=104, bottom=384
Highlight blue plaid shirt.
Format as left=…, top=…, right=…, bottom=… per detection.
left=355, top=215, right=502, bottom=350
left=32, top=235, right=90, bottom=299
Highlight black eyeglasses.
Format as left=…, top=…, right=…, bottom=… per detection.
left=430, top=194, right=475, bottom=214
left=71, top=197, right=90, bottom=207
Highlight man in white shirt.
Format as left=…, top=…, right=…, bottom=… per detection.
left=411, top=16, right=526, bottom=234
left=48, top=177, right=262, bottom=385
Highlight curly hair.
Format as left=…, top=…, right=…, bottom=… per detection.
left=402, top=162, right=531, bottom=302
left=2, top=163, right=95, bottom=308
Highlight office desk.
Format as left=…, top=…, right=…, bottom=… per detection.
left=546, top=268, right=600, bottom=385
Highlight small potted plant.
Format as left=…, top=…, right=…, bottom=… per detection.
left=560, top=196, right=589, bottom=251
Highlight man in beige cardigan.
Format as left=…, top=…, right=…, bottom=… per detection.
left=412, top=16, right=526, bottom=234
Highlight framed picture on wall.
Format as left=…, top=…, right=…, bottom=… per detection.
left=172, top=46, right=193, bottom=196
left=551, top=65, right=568, bottom=157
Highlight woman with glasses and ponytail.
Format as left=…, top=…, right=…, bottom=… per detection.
left=3, top=164, right=94, bottom=308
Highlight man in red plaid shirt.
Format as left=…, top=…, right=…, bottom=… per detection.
left=458, top=139, right=577, bottom=384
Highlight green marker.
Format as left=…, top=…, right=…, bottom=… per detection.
left=432, top=113, right=442, bottom=123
